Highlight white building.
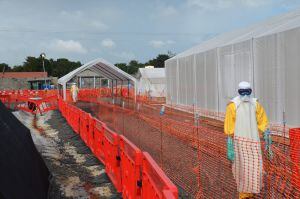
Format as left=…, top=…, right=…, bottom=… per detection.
left=165, top=9, right=300, bottom=127
left=136, top=67, right=166, bottom=98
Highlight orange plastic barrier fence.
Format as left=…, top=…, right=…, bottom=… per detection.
left=0, top=89, right=58, bottom=114
left=88, top=116, right=95, bottom=153
left=57, top=98, right=178, bottom=198
left=103, top=126, right=122, bottom=192
left=0, top=94, right=10, bottom=108
left=290, top=128, right=300, bottom=192
left=73, top=95, right=300, bottom=198
left=72, top=106, right=80, bottom=134
left=76, top=88, right=135, bottom=103
left=94, top=119, right=105, bottom=164
left=80, top=110, right=90, bottom=145
left=119, top=135, right=142, bottom=198
left=142, top=152, right=178, bottom=199
left=16, top=95, right=57, bottom=114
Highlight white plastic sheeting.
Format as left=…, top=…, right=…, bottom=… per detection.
left=165, top=9, right=300, bottom=127
left=137, top=68, right=166, bottom=97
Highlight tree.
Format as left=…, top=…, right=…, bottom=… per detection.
left=5, top=56, right=82, bottom=77
left=115, top=63, right=128, bottom=73
left=115, top=61, right=144, bottom=75
left=127, top=60, right=144, bottom=74
left=51, top=58, right=81, bottom=77
left=145, top=53, right=174, bottom=68
left=0, top=63, right=11, bottom=72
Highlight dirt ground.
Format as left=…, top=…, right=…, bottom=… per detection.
left=14, top=110, right=120, bottom=199
left=74, top=100, right=297, bottom=199
left=76, top=101, right=209, bottom=198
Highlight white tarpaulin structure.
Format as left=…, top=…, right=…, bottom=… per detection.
left=165, top=9, right=300, bottom=127
left=58, top=58, right=137, bottom=100
left=137, top=68, right=166, bottom=97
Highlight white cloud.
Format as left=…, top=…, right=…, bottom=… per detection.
left=90, top=20, right=109, bottom=31
left=149, top=40, right=175, bottom=48
left=60, top=10, right=83, bottom=19
left=160, top=6, right=178, bottom=17
left=101, top=39, right=116, bottom=48
left=187, top=0, right=271, bottom=10
left=112, top=51, right=136, bottom=61
left=119, top=52, right=136, bottom=61
left=242, top=0, right=271, bottom=7
left=187, top=0, right=232, bottom=10
left=50, top=39, right=87, bottom=54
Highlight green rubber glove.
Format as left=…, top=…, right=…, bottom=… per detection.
left=227, top=137, right=234, bottom=162
left=264, top=129, right=273, bottom=159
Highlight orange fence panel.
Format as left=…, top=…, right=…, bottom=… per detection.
left=103, top=126, right=122, bottom=192
left=72, top=106, right=80, bottom=134
left=119, top=135, right=142, bottom=198
left=79, top=110, right=89, bottom=145
left=94, top=119, right=105, bottom=164
left=88, top=116, right=95, bottom=153
left=290, top=128, right=300, bottom=194
left=0, top=94, right=10, bottom=108
left=16, top=95, right=57, bottom=115
left=141, top=152, right=178, bottom=199
left=58, top=99, right=180, bottom=198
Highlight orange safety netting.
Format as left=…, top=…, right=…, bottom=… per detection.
left=73, top=89, right=300, bottom=198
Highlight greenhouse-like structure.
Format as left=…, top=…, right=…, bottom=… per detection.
left=136, top=67, right=166, bottom=97
left=165, top=9, right=300, bottom=127
left=58, top=58, right=137, bottom=100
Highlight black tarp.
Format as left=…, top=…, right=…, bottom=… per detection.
left=0, top=102, right=49, bottom=199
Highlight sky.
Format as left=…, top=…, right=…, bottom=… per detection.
left=0, top=0, right=300, bottom=66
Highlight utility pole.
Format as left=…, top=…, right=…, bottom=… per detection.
left=40, top=53, right=47, bottom=89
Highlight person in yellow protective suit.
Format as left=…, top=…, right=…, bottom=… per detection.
left=224, top=81, right=270, bottom=199
left=70, top=83, right=79, bottom=102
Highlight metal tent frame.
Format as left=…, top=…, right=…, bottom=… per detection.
left=58, top=58, right=137, bottom=101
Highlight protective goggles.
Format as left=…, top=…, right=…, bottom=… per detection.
left=238, top=88, right=252, bottom=96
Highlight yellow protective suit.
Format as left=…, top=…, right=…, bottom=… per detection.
left=224, top=101, right=269, bottom=136
left=70, top=84, right=79, bottom=102
left=224, top=97, right=269, bottom=199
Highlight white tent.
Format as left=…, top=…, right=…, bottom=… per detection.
left=58, top=58, right=137, bottom=100
left=165, top=9, right=300, bottom=127
left=136, top=68, right=166, bottom=97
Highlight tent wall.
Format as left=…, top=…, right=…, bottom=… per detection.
left=254, top=27, right=300, bottom=126
left=137, top=68, right=166, bottom=97
left=218, top=39, right=254, bottom=112
left=166, top=28, right=300, bottom=127
left=194, top=50, right=218, bottom=111
left=165, top=59, right=177, bottom=104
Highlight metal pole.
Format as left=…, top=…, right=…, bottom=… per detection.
left=94, top=76, right=96, bottom=88
left=127, top=80, right=130, bottom=98
left=111, top=79, right=114, bottom=99
left=42, top=59, right=47, bottom=89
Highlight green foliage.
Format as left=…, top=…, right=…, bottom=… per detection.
left=145, top=54, right=172, bottom=68
left=51, top=58, right=81, bottom=77
left=115, top=52, right=175, bottom=75
left=1, top=56, right=82, bottom=78
left=115, top=63, right=128, bottom=73
left=0, top=63, right=11, bottom=72
left=0, top=52, right=175, bottom=77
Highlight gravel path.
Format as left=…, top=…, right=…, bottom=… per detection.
left=14, top=110, right=120, bottom=199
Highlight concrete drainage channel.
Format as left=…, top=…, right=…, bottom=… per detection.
left=14, top=110, right=120, bottom=199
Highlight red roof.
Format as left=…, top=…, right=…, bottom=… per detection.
left=0, top=72, right=48, bottom=79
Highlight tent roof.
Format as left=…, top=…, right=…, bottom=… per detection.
left=58, top=58, right=136, bottom=85
left=169, top=8, right=300, bottom=60
left=137, top=68, right=165, bottom=79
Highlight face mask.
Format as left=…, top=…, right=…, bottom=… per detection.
left=240, top=95, right=251, bottom=102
